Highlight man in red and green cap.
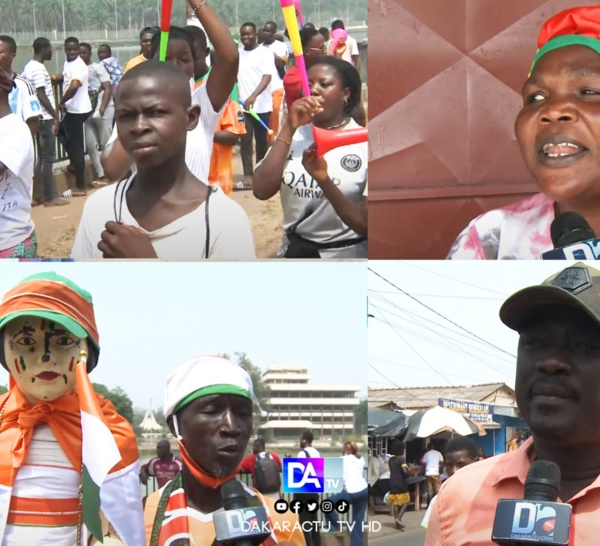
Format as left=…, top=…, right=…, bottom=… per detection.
left=0, top=272, right=145, bottom=545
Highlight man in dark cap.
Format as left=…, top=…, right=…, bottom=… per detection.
left=426, top=262, right=600, bottom=544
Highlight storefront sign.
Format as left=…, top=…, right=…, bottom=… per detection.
left=438, top=398, right=495, bottom=424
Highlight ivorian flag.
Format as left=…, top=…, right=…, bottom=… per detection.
left=76, top=351, right=122, bottom=542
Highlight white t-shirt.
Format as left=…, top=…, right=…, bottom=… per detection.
left=21, top=60, right=54, bottom=121
left=9, top=76, right=42, bottom=123
left=297, top=446, right=320, bottom=458
left=340, top=35, right=360, bottom=66
left=342, top=454, right=368, bottom=494
left=70, top=177, right=255, bottom=260
left=62, top=56, right=92, bottom=114
left=422, top=449, right=444, bottom=476
left=264, top=40, right=288, bottom=92
left=237, top=45, right=277, bottom=113
left=268, top=119, right=368, bottom=258
left=108, top=84, right=220, bottom=183
left=87, top=62, right=113, bottom=111
left=0, top=114, right=35, bottom=251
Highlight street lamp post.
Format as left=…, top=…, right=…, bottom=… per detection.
left=61, top=0, right=66, bottom=39
left=33, top=3, right=37, bottom=37
left=114, top=0, right=118, bottom=39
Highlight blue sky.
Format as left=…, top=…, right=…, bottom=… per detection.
left=0, top=262, right=367, bottom=409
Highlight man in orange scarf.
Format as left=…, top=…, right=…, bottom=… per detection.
left=144, top=355, right=306, bottom=546
left=0, top=272, right=145, bottom=545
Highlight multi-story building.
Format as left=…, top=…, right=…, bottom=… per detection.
left=259, top=364, right=362, bottom=440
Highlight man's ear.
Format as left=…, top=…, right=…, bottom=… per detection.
left=186, top=105, right=200, bottom=132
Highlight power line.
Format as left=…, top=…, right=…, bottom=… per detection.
left=367, top=362, right=437, bottom=407
left=368, top=268, right=516, bottom=358
left=397, top=262, right=510, bottom=297
left=371, top=290, right=505, bottom=301
left=368, top=294, right=516, bottom=362
left=369, top=358, right=505, bottom=382
left=368, top=301, right=515, bottom=372
left=375, top=309, right=475, bottom=401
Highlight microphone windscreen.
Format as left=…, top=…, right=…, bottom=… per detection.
left=524, top=459, right=561, bottom=502
left=220, top=479, right=248, bottom=511
left=550, top=212, right=595, bottom=248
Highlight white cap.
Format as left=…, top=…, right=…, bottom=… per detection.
left=164, top=355, right=264, bottom=419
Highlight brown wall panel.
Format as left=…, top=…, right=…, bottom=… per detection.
left=369, top=0, right=600, bottom=259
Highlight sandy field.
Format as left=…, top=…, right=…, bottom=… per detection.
left=32, top=155, right=283, bottom=259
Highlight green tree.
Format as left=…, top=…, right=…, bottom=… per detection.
left=0, top=385, right=7, bottom=396
left=153, top=408, right=167, bottom=428
left=220, top=352, right=270, bottom=432
left=93, top=383, right=135, bottom=424
left=354, top=398, right=367, bottom=435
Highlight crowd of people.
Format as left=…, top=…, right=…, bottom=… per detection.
left=0, top=269, right=370, bottom=545
left=0, top=0, right=367, bottom=260
left=368, top=436, right=481, bottom=532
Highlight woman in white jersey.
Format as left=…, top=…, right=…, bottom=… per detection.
left=324, top=441, right=368, bottom=546
left=253, top=56, right=367, bottom=258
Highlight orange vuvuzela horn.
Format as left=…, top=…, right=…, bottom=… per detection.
left=312, top=126, right=368, bottom=157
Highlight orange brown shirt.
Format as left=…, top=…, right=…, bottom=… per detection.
left=194, top=78, right=246, bottom=196
left=124, top=54, right=148, bottom=73
left=426, top=437, right=600, bottom=545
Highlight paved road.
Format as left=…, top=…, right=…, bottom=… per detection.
left=370, top=529, right=426, bottom=546
left=368, top=510, right=427, bottom=546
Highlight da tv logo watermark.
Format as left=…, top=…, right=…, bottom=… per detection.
left=282, top=458, right=343, bottom=494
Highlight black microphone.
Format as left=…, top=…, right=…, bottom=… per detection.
left=541, top=212, right=600, bottom=259
left=492, top=460, right=572, bottom=545
left=213, top=479, right=272, bottom=546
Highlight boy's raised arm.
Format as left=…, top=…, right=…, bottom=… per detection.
left=187, top=0, right=238, bottom=112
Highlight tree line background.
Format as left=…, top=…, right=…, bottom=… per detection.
left=0, top=351, right=367, bottom=439
left=1, top=0, right=367, bottom=37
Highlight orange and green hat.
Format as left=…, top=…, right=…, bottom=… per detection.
left=500, top=263, right=600, bottom=332
left=0, top=272, right=100, bottom=370
left=531, top=6, right=600, bottom=73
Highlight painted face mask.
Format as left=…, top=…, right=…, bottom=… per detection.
left=3, top=316, right=89, bottom=404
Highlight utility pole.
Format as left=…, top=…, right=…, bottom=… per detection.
left=33, top=3, right=37, bottom=37
left=115, top=0, right=118, bottom=39
left=61, top=0, right=66, bottom=39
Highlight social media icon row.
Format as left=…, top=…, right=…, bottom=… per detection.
left=273, top=499, right=349, bottom=514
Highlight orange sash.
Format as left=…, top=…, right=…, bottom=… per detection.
left=0, top=387, right=138, bottom=488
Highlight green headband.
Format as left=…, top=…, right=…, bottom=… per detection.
left=173, top=384, right=252, bottom=415
left=531, top=35, right=600, bottom=73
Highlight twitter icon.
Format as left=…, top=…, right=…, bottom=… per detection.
left=305, top=501, right=319, bottom=513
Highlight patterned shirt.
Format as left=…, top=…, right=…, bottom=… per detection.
left=100, top=56, right=124, bottom=86
left=9, top=75, right=41, bottom=123
left=447, top=193, right=555, bottom=260
left=21, top=60, right=54, bottom=121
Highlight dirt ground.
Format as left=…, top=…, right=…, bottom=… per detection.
left=32, top=155, right=283, bottom=259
